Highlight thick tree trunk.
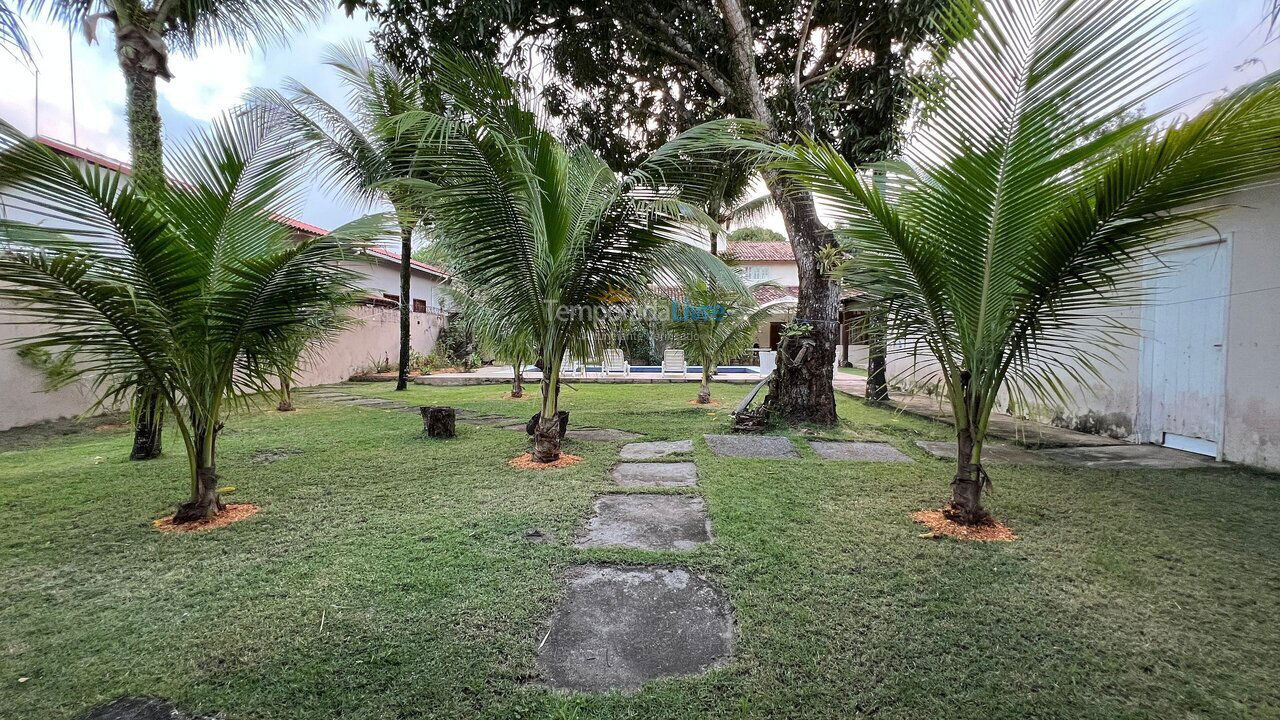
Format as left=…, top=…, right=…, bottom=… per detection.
left=395, top=223, right=413, bottom=391
left=865, top=311, right=889, bottom=403
left=697, top=363, right=712, bottom=404
left=172, top=425, right=224, bottom=524
left=717, top=0, right=838, bottom=426
left=129, top=387, right=163, bottom=460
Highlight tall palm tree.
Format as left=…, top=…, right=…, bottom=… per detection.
left=400, top=55, right=752, bottom=463
left=667, top=279, right=784, bottom=404
left=776, top=0, right=1280, bottom=525
left=252, top=42, right=435, bottom=393
left=24, top=0, right=330, bottom=457
left=0, top=111, right=379, bottom=522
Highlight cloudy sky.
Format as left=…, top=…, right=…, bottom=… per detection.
left=1, top=1, right=1277, bottom=232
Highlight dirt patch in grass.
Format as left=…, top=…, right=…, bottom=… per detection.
left=508, top=453, right=583, bottom=470
left=252, top=448, right=298, bottom=464
left=687, top=399, right=722, bottom=407
left=912, top=509, right=1016, bottom=542
left=153, top=504, right=260, bottom=533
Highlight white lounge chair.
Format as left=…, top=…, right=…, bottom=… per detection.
left=602, top=348, right=630, bottom=376
left=661, top=349, right=688, bottom=377
left=561, top=352, right=582, bottom=377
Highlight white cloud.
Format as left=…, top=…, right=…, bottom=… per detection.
left=160, top=47, right=257, bottom=121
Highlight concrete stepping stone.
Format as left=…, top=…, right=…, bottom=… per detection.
left=620, top=440, right=694, bottom=460
left=566, top=428, right=644, bottom=443
left=703, top=434, right=798, bottom=459
left=916, top=440, right=1051, bottom=465
left=809, top=441, right=912, bottom=462
left=536, top=565, right=733, bottom=693
left=575, top=494, right=710, bottom=551
left=611, top=462, right=698, bottom=488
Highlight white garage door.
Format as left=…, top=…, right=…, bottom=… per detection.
left=1140, top=239, right=1230, bottom=458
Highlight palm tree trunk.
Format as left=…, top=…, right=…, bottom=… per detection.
left=945, top=382, right=990, bottom=526
left=395, top=223, right=413, bottom=391
left=129, top=386, right=163, bottom=460
left=172, top=422, right=225, bottom=523
left=532, top=358, right=562, bottom=462
left=717, top=0, right=838, bottom=427
left=697, top=363, right=712, bottom=403
left=511, top=363, right=524, bottom=398
left=277, top=374, right=294, bottom=411
left=117, top=20, right=168, bottom=459
left=865, top=310, right=889, bottom=403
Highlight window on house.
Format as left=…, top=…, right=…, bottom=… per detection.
left=382, top=293, right=400, bottom=306
left=737, top=265, right=769, bottom=282
left=412, top=298, right=427, bottom=313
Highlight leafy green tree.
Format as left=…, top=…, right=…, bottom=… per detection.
left=668, top=280, right=785, bottom=404
left=352, top=0, right=956, bottom=426
left=777, top=0, right=1280, bottom=524
left=727, top=226, right=787, bottom=244
left=401, top=55, right=746, bottom=462
left=252, top=42, right=437, bottom=392
left=0, top=112, right=378, bottom=522
left=24, top=0, right=330, bottom=458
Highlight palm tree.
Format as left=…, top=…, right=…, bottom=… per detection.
left=0, top=111, right=379, bottom=522
left=252, top=42, right=435, bottom=393
left=667, top=279, right=784, bottom=404
left=25, top=0, right=328, bottom=184
left=1, top=1, right=31, bottom=61
left=23, top=0, right=330, bottom=459
left=776, top=0, right=1280, bottom=525
left=400, top=55, right=751, bottom=463
left=447, top=290, right=536, bottom=398
left=702, top=163, right=774, bottom=257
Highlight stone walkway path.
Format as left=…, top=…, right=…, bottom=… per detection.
left=536, top=432, right=926, bottom=694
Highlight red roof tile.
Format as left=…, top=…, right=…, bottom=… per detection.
left=35, top=136, right=329, bottom=239
left=365, top=246, right=449, bottom=278
left=724, top=241, right=795, bottom=262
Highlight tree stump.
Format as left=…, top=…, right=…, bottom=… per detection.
left=420, top=406, right=456, bottom=438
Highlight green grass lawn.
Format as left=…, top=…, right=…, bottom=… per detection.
left=2, top=383, right=1278, bottom=719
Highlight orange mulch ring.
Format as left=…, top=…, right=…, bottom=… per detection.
left=911, top=509, right=1017, bottom=542
left=508, top=453, right=583, bottom=470
left=153, top=503, right=260, bottom=533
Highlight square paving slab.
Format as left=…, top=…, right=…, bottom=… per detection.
left=611, top=462, right=698, bottom=487
left=620, top=440, right=694, bottom=460
left=536, top=565, right=733, bottom=693
left=703, top=434, right=798, bottom=459
left=575, top=494, right=710, bottom=551
left=566, top=428, right=644, bottom=443
left=809, top=441, right=912, bottom=462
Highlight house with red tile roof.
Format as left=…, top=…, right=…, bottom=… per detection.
left=720, top=240, right=866, bottom=364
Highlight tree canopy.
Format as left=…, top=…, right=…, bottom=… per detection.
left=353, top=0, right=955, bottom=169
